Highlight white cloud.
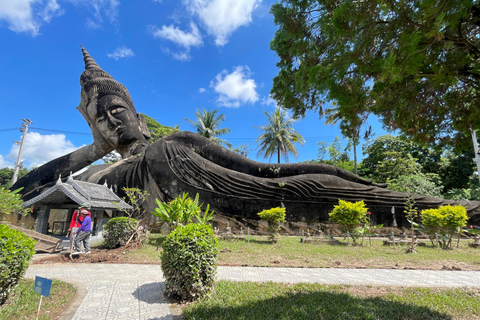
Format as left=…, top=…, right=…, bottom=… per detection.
left=185, top=0, right=261, bottom=46
left=261, top=95, right=277, bottom=108
left=0, top=155, right=14, bottom=169
left=150, top=23, right=202, bottom=49
left=75, top=0, right=120, bottom=30
left=6, top=132, right=81, bottom=168
left=199, top=88, right=206, bottom=93
left=0, top=0, right=63, bottom=36
left=107, top=46, right=134, bottom=60
left=210, top=66, right=259, bottom=108
left=150, top=22, right=202, bottom=61
left=0, top=0, right=119, bottom=35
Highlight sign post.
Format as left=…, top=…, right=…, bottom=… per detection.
left=34, top=276, right=52, bottom=320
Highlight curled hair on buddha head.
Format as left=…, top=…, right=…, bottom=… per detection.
left=77, top=45, right=150, bottom=140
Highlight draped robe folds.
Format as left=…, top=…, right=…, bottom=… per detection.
left=72, top=131, right=480, bottom=226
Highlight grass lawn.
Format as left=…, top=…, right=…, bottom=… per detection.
left=1, top=279, right=76, bottom=320
left=184, top=282, right=480, bottom=320
left=126, top=233, right=480, bottom=270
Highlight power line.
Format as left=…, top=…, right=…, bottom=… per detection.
left=30, top=127, right=91, bottom=135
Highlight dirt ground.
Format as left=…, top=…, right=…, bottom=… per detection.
left=32, top=247, right=160, bottom=265
left=31, top=246, right=480, bottom=271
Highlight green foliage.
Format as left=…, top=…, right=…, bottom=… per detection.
left=420, top=205, right=469, bottom=248
left=329, top=200, right=368, bottom=243
left=255, top=107, right=305, bottom=164
left=184, top=107, right=232, bottom=148
left=161, top=223, right=218, bottom=301
left=231, top=144, right=251, bottom=158
left=388, top=173, right=443, bottom=197
left=439, top=148, right=477, bottom=192
left=152, top=193, right=213, bottom=231
left=258, top=207, right=286, bottom=243
left=0, top=188, right=29, bottom=219
left=103, top=217, right=139, bottom=249
left=444, top=187, right=480, bottom=201
left=270, top=1, right=480, bottom=150
left=258, top=207, right=286, bottom=224
left=114, top=188, right=150, bottom=247
left=143, top=114, right=180, bottom=142
left=0, top=167, right=28, bottom=188
left=361, top=135, right=442, bottom=183
left=0, top=224, right=36, bottom=305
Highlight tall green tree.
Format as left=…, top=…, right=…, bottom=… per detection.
left=270, top=0, right=480, bottom=150
left=361, top=135, right=442, bottom=181
left=184, top=108, right=232, bottom=148
left=255, top=108, right=305, bottom=163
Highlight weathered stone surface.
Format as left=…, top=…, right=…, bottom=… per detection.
left=12, top=46, right=480, bottom=229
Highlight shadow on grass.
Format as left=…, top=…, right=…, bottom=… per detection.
left=148, top=236, right=166, bottom=247
left=185, top=287, right=452, bottom=320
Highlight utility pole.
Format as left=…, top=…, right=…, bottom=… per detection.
left=11, top=119, right=33, bottom=185
left=471, top=128, right=480, bottom=186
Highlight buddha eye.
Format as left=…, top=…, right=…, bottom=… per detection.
left=110, top=105, right=127, bottom=115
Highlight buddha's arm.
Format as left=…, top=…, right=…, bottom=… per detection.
left=11, top=143, right=107, bottom=195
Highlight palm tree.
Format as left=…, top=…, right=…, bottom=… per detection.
left=255, top=108, right=305, bottom=163
left=184, top=107, right=232, bottom=148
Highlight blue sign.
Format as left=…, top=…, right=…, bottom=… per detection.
left=34, top=276, right=52, bottom=297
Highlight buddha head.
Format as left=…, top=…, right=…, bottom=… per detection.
left=78, top=45, right=150, bottom=157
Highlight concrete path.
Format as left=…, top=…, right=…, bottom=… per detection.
left=25, top=264, right=480, bottom=320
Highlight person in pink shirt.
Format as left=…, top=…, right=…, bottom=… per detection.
left=68, top=203, right=91, bottom=251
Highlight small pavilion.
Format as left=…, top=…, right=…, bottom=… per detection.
left=21, top=174, right=131, bottom=236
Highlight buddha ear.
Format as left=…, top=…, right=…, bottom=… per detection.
left=137, top=113, right=151, bottom=140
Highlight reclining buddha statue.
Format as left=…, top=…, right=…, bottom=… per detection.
left=13, top=46, right=480, bottom=227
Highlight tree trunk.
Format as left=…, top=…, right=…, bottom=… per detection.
left=353, top=143, right=358, bottom=175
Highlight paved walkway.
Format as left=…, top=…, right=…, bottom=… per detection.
left=25, top=264, right=480, bottom=320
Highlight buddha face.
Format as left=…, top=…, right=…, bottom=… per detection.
left=87, top=94, right=144, bottom=149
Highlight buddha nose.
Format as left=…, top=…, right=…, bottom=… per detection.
left=107, top=113, right=122, bottom=129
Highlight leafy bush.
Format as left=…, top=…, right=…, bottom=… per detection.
left=152, top=193, right=213, bottom=231
left=161, top=223, right=218, bottom=301
left=420, top=205, right=468, bottom=248
left=103, top=217, right=138, bottom=248
left=329, top=199, right=368, bottom=243
left=0, top=188, right=29, bottom=218
left=0, top=224, right=36, bottom=305
left=258, top=207, right=286, bottom=243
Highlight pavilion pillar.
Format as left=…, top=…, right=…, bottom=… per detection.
left=35, top=205, right=51, bottom=234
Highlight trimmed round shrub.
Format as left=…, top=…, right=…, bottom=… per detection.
left=0, top=224, right=36, bottom=305
left=161, top=223, right=218, bottom=301
left=329, top=199, right=368, bottom=243
left=420, top=205, right=468, bottom=247
left=258, top=207, right=286, bottom=243
left=103, top=217, right=138, bottom=248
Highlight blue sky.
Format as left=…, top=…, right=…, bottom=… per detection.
left=0, top=0, right=387, bottom=169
